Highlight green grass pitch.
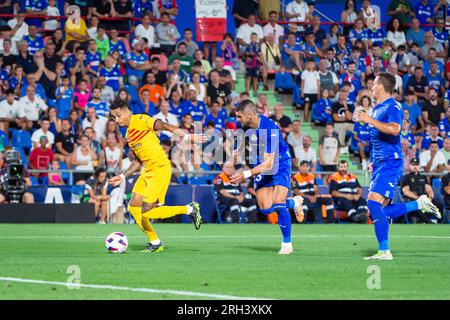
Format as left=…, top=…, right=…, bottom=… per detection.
left=0, top=223, right=449, bottom=300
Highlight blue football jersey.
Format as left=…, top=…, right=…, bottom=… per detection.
left=369, top=97, right=403, bottom=164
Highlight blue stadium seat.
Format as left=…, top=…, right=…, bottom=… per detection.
left=29, top=175, right=40, bottom=186
left=59, top=161, right=70, bottom=184
left=292, top=86, right=304, bottom=107
left=11, top=129, right=32, bottom=153
left=0, top=130, right=10, bottom=150
left=188, top=176, right=210, bottom=185
left=275, top=72, right=296, bottom=93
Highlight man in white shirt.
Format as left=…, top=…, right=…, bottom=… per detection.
left=236, top=14, right=263, bottom=54
left=82, top=106, right=108, bottom=142
left=135, top=13, right=156, bottom=48
left=153, top=100, right=179, bottom=138
left=31, top=117, right=55, bottom=150
left=285, top=0, right=308, bottom=31
left=287, top=120, right=304, bottom=150
left=18, top=85, right=48, bottom=128
left=97, top=76, right=115, bottom=104
left=7, top=12, right=29, bottom=48
left=0, top=89, right=20, bottom=132
left=388, top=62, right=403, bottom=100
left=294, top=135, right=317, bottom=172
left=263, top=11, right=284, bottom=45
left=419, top=141, right=446, bottom=173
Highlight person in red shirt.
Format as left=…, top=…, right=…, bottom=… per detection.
left=29, top=136, right=54, bottom=179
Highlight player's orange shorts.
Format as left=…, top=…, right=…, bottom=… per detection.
left=132, top=160, right=172, bottom=204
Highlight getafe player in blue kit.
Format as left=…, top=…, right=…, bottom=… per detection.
left=230, top=100, right=303, bottom=255
left=357, top=73, right=441, bottom=261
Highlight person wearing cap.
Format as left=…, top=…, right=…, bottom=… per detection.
left=126, top=38, right=151, bottom=84
left=400, top=157, right=436, bottom=223
left=29, top=135, right=54, bottom=179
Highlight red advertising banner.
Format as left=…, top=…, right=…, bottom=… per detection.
left=196, top=18, right=226, bottom=42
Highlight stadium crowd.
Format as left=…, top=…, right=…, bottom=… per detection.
left=0, top=0, right=449, bottom=224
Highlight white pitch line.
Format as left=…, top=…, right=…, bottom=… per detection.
left=0, top=234, right=450, bottom=239
left=0, top=277, right=271, bottom=300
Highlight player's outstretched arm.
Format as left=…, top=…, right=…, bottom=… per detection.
left=154, top=119, right=207, bottom=143
left=109, top=158, right=142, bottom=187
left=230, top=152, right=275, bottom=183
left=356, top=110, right=401, bottom=136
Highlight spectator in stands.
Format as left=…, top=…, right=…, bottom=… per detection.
left=0, top=89, right=20, bottom=133
left=64, top=6, right=90, bottom=46
left=420, top=141, right=446, bottom=174
left=48, top=160, right=65, bottom=186
left=432, top=18, right=448, bottom=52
left=387, top=0, right=415, bottom=25
left=72, top=134, right=97, bottom=185
left=401, top=138, right=416, bottom=174
left=439, top=137, right=450, bottom=165
left=31, top=117, right=55, bottom=150
left=244, top=33, right=263, bottom=96
left=422, top=124, right=444, bottom=151
left=164, top=73, right=182, bottom=101
left=292, top=160, right=335, bottom=223
left=439, top=108, right=450, bottom=138
left=169, top=42, right=194, bottom=74
left=214, top=162, right=258, bottom=223
left=255, top=94, right=270, bottom=117
left=263, top=10, right=284, bottom=46
left=420, top=31, right=445, bottom=62
left=423, top=47, right=445, bottom=77
left=8, top=12, right=28, bottom=49
left=84, top=167, right=110, bottom=224
left=131, top=88, right=157, bottom=116
left=206, top=69, right=231, bottom=107
left=415, top=0, right=434, bottom=26
left=236, top=14, right=263, bottom=55
left=194, top=49, right=212, bottom=77
left=422, top=88, right=445, bottom=126
left=0, top=37, right=18, bottom=66
left=282, top=32, right=303, bottom=71
left=232, top=0, right=259, bottom=27
left=188, top=72, right=207, bottom=102
left=287, top=120, right=304, bottom=151
left=82, top=106, right=108, bottom=142
left=29, top=136, right=54, bottom=180
left=156, top=12, right=180, bottom=56
left=139, top=73, right=165, bottom=107
left=44, top=0, right=61, bottom=34
left=301, top=59, right=321, bottom=122
left=158, top=0, right=178, bottom=18
left=294, top=135, right=317, bottom=172
left=176, top=28, right=198, bottom=57
left=153, top=100, right=179, bottom=139
left=54, top=119, right=76, bottom=169
left=440, top=159, right=450, bottom=220
left=285, top=0, right=308, bottom=31
left=426, top=62, right=445, bottom=96
left=270, top=104, right=292, bottom=133
left=401, top=158, right=436, bottom=223
left=99, top=55, right=124, bottom=93
left=261, top=33, right=281, bottom=74
left=406, top=18, right=426, bottom=47
left=143, top=56, right=168, bottom=87
left=332, top=89, right=353, bottom=153
left=16, top=40, right=34, bottom=75
left=18, top=85, right=48, bottom=129
left=407, top=66, right=429, bottom=106
left=341, top=0, right=358, bottom=35
left=386, top=17, right=407, bottom=50
left=96, top=75, right=115, bottom=104
left=126, top=39, right=151, bottom=84
left=99, top=132, right=123, bottom=175
left=318, top=58, right=339, bottom=100
left=23, top=25, right=43, bottom=56
left=319, top=123, right=340, bottom=182
left=213, top=57, right=234, bottom=91
left=92, top=0, right=117, bottom=29
left=114, top=0, right=133, bottom=32
left=329, top=160, right=368, bottom=223
left=326, top=23, right=340, bottom=48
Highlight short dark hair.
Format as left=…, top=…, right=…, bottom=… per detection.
left=95, top=167, right=106, bottom=178
left=300, top=160, right=310, bottom=166
left=40, top=117, right=50, bottom=122
left=5, top=88, right=15, bottom=95
left=339, top=160, right=348, bottom=165
left=178, top=41, right=187, bottom=47
left=110, top=99, right=130, bottom=111
left=151, top=56, right=160, bottom=63
left=376, top=72, right=396, bottom=95
left=236, top=99, right=256, bottom=113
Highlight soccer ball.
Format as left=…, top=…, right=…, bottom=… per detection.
left=105, top=232, right=128, bottom=253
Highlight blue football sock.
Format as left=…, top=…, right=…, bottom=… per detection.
left=260, top=208, right=273, bottom=216
left=367, top=200, right=389, bottom=251
left=286, top=198, right=295, bottom=209
left=273, top=203, right=292, bottom=243
left=384, top=201, right=419, bottom=218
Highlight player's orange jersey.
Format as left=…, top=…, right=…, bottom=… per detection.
left=125, top=114, right=169, bottom=169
